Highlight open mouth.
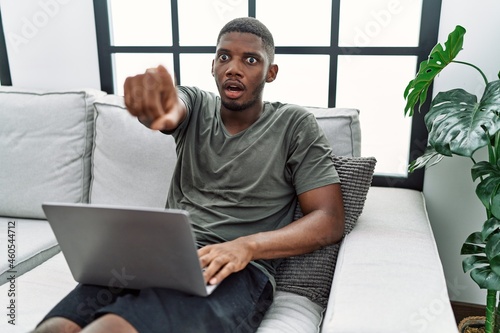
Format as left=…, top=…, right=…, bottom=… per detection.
left=227, top=85, right=242, bottom=92
left=223, top=81, right=245, bottom=99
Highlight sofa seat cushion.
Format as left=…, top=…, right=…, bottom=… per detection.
left=0, top=217, right=59, bottom=286
left=0, top=87, right=106, bottom=219
left=321, top=187, right=457, bottom=333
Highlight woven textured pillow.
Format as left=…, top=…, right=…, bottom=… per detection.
left=275, top=155, right=377, bottom=307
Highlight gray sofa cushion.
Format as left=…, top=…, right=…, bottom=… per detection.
left=89, top=95, right=176, bottom=207
left=0, top=87, right=105, bottom=219
left=275, top=155, right=376, bottom=307
left=307, top=107, right=361, bottom=157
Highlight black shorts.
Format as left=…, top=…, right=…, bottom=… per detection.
left=39, top=264, right=273, bottom=333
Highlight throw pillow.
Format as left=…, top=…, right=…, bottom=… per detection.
left=274, top=155, right=377, bottom=308
left=89, top=95, right=175, bottom=208
left=0, top=88, right=105, bottom=219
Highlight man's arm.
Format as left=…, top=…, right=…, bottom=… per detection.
left=198, top=183, right=344, bottom=285
left=123, top=65, right=187, bottom=132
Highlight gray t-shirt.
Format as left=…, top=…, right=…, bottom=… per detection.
left=166, top=86, right=339, bottom=280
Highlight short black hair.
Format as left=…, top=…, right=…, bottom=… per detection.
left=217, top=17, right=275, bottom=63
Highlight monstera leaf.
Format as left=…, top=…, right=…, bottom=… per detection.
left=486, top=231, right=500, bottom=277
left=462, top=230, right=500, bottom=290
left=473, top=160, right=500, bottom=218
left=408, top=146, right=445, bottom=172
left=404, top=25, right=466, bottom=116
left=424, top=80, right=500, bottom=157
left=482, top=217, right=500, bottom=242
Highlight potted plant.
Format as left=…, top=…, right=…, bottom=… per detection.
left=404, top=25, right=500, bottom=332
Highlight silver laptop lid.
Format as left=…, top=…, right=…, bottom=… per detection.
left=42, top=202, right=215, bottom=297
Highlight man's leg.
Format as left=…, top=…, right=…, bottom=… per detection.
left=34, top=265, right=272, bottom=333
left=34, top=314, right=138, bottom=333
left=34, top=284, right=138, bottom=332
left=81, top=314, right=138, bottom=333
left=33, top=317, right=81, bottom=333
left=93, top=264, right=273, bottom=333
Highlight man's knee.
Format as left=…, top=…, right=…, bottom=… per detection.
left=33, top=317, right=81, bottom=333
left=83, top=314, right=138, bottom=333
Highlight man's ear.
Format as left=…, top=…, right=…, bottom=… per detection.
left=266, top=64, right=278, bottom=83
left=211, top=59, right=215, bottom=76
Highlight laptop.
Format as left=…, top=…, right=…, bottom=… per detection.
left=42, top=202, right=217, bottom=297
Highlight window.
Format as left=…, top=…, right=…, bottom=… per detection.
left=0, top=7, right=12, bottom=86
left=93, top=0, right=442, bottom=190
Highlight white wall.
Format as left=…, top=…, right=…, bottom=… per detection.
left=1, top=0, right=499, bottom=306
left=0, top=0, right=100, bottom=89
left=424, top=0, right=500, bottom=305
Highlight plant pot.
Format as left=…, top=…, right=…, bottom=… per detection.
left=458, top=316, right=486, bottom=333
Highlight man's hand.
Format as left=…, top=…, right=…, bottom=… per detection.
left=198, top=239, right=255, bottom=285
left=123, top=65, right=186, bottom=131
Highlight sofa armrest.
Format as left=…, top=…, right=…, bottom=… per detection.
left=321, top=187, right=458, bottom=333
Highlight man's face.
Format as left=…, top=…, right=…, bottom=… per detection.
left=212, top=32, right=276, bottom=112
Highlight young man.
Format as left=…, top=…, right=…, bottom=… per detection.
left=35, top=17, right=344, bottom=333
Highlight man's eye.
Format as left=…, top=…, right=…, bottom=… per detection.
left=247, top=57, right=258, bottom=64
left=219, top=54, right=229, bottom=61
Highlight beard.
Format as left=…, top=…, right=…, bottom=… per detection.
left=221, top=98, right=258, bottom=112
left=220, top=80, right=266, bottom=112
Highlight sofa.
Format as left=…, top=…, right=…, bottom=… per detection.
left=0, top=87, right=458, bottom=332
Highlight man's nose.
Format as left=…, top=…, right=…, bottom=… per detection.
left=225, top=61, right=243, bottom=77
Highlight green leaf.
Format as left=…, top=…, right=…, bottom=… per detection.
left=487, top=232, right=500, bottom=277
left=482, top=217, right=500, bottom=241
left=472, top=158, right=500, bottom=217
left=404, top=25, right=466, bottom=116
left=486, top=233, right=500, bottom=264
left=472, top=161, right=499, bottom=182
left=495, top=131, right=500, bottom=166
left=466, top=231, right=486, bottom=244
left=476, top=175, right=500, bottom=212
left=461, top=231, right=500, bottom=290
left=470, top=266, right=500, bottom=290
left=408, top=146, right=446, bottom=172
left=463, top=255, right=489, bottom=272
left=489, top=255, right=500, bottom=277
left=492, top=193, right=500, bottom=219
left=425, top=80, right=500, bottom=157
left=487, top=130, right=497, bottom=166
left=462, top=231, right=486, bottom=255
left=462, top=243, right=486, bottom=255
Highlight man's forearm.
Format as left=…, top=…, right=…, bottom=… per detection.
left=237, top=208, right=344, bottom=261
